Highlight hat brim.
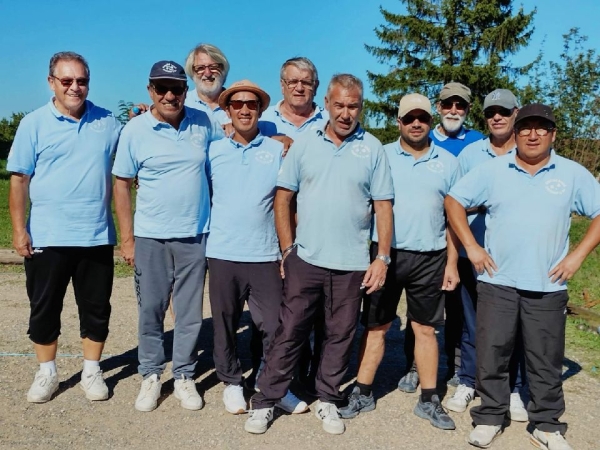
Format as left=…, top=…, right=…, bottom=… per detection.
left=218, top=86, right=270, bottom=112
left=149, top=75, right=188, bottom=81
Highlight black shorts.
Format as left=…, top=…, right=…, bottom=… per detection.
left=361, top=242, right=446, bottom=328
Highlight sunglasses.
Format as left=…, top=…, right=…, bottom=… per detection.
left=192, top=63, right=224, bottom=74
left=228, top=100, right=260, bottom=111
left=151, top=84, right=187, bottom=96
left=51, top=76, right=89, bottom=87
left=484, top=107, right=514, bottom=119
left=516, top=127, right=555, bottom=137
left=440, top=100, right=468, bottom=111
left=400, top=113, right=431, bottom=125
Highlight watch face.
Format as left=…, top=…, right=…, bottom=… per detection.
left=378, top=255, right=391, bottom=265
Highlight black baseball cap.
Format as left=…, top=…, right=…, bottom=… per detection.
left=515, top=103, right=556, bottom=127
left=149, top=60, right=187, bottom=81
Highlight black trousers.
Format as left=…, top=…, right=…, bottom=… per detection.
left=253, top=249, right=364, bottom=407
left=25, top=245, right=114, bottom=344
left=470, top=282, right=568, bottom=435
left=207, top=259, right=283, bottom=385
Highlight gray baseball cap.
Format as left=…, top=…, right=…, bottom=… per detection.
left=483, top=89, right=519, bottom=110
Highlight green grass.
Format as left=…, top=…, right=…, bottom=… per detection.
left=567, top=216, right=600, bottom=311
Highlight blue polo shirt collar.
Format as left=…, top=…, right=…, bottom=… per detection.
left=146, top=105, right=194, bottom=131
left=395, top=139, right=439, bottom=163
left=273, top=100, right=325, bottom=125
left=508, top=149, right=557, bottom=177
left=433, top=124, right=467, bottom=141
left=482, top=137, right=516, bottom=158
left=48, top=98, right=91, bottom=124
left=228, top=132, right=265, bottom=149
left=187, top=89, right=225, bottom=113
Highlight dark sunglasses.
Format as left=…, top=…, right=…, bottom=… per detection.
left=51, top=76, right=89, bottom=87
left=440, top=100, right=468, bottom=110
left=228, top=100, right=260, bottom=111
left=152, top=84, right=187, bottom=96
left=400, top=113, right=431, bottom=125
left=484, top=107, right=514, bottom=119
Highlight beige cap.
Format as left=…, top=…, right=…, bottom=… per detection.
left=439, top=82, right=471, bottom=102
left=398, top=93, right=432, bottom=118
left=218, top=79, right=270, bottom=112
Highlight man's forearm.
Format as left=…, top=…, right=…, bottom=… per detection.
left=572, top=215, right=600, bottom=260
left=373, top=200, right=393, bottom=256
left=446, top=226, right=460, bottom=264
left=274, top=189, right=295, bottom=251
left=113, top=178, right=134, bottom=243
left=9, top=174, right=30, bottom=232
left=444, top=195, right=478, bottom=249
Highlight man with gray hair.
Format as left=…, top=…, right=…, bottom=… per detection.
left=245, top=73, right=393, bottom=436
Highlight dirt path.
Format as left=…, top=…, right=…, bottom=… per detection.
left=0, top=274, right=598, bottom=450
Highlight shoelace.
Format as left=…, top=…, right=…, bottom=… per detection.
left=178, top=380, right=196, bottom=396
left=319, top=404, right=339, bottom=420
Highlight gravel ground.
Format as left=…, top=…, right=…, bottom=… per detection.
left=0, top=273, right=598, bottom=450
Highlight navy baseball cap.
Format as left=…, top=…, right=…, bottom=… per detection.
left=149, top=60, right=186, bottom=81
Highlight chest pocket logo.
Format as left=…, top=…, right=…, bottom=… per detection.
left=351, top=143, right=371, bottom=158
left=545, top=178, right=567, bottom=195
left=255, top=150, right=275, bottom=164
left=190, top=133, right=206, bottom=148
left=89, top=120, right=107, bottom=133
left=426, top=159, right=444, bottom=174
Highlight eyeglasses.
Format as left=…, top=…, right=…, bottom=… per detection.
left=151, top=84, right=187, bottom=96
left=484, top=107, right=514, bottom=119
left=400, top=113, right=431, bottom=125
left=440, top=100, right=468, bottom=111
left=281, top=78, right=315, bottom=89
left=516, top=126, right=555, bottom=137
left=51, top=76, right=89, bottom=87
left=192, top=63, right=223, bottom=74
left=228, top=100, right=260, bottom=111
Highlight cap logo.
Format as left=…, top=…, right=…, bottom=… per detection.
left=491, top=91, right=501, bottom=100
left=162, top=63, right=177, bottom=73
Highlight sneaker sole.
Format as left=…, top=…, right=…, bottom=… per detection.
left=413, top=405, right=456, bottom=430
left=225, top=405, right=247, bottom=415
left=339, top=402, right=376, bottom=419
left=528, top=435, right=549, bottom=450
left=135, top=401, right=158, bottom=412
left=244, top=421, right=268, bottom=434
left=79, top=382, right=108, bottom=401
left=467, top=429, right=502, bottom=448
left=398, top=383, right=418, bottom=393
left=27, top=384, right=59, bottom=403
left=445, top=401, right=468, bottom=413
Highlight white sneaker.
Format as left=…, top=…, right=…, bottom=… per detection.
left=315, top=401, right=345, bottom=435
left=244, top=407, right=274, bottom=434
left=530, top=429, right=573, bottom=450
left=446, top=384, right=475, bottom=413
left=173, top=375, right=203, bottom=410
left=135, top=374, right=161, bottom=412
left=80, top=368, right=109, bottom=401
left=509, top=392, right=528, bottom=422
left=27, top=368, right=59, bottom=403
left=468, top=424, right=502, bottom=448
left=275, top=390, right=309, bottom=414
left=223, top=384, right=247, bottom=414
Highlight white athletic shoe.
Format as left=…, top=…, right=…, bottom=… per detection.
left=174, top=375, right=203, bottom=410
left=223, top=384, right=247, bottom=414
left=79, top=367, right=109, bottom=401
left=275, top=390, right=309, bottom=414
left=508, top=392, right=528, bottom=422
left=315, top=401, right=345, bottom=435
left=468, top=424, right=502, bottom=448
left=245, top=407, right=274, bottom=434
left=135, top=374, right=161, bottom=412
left=530, top=429, right=573, bottom=450
left=446, top=384, right=475, bottom=413
left=27, top=368, right=59, bottom=403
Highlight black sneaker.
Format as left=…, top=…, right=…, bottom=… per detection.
left=413, top=394, right=456, bottom=430
left=339, top=386, right=376, bottom=419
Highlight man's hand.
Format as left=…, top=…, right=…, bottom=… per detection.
left=128, top=103, right=149, bottom=119
left=549, top=252, right=585, bottom=284
left=13, top=228, right=32, bottom=258
left=441, top=262, right=460, bottom=291
left=465, top=244, right=497, bottom=277
left=121, top=239, right=135, bottom=266
left=362, top=259, right=388, bottom=294
left=271, top=135, right=294, bottom=156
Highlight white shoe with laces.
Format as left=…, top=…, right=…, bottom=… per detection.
left=135, top=374, right=161, bottom=412
left=80, top=367, right=109, bottom=401
left=174, top=375, right=203, bottom=410
left=223, top=384, right=247, bottom=414
left=446, top=384, right=475, bottom=413
left=509, top=392, right=528, bottom=422
left=245, top=407, right=274, bottom=434
left=315, top=401, right=345, bottom=435
left=468, top=424, right=502, bottom=448
left=27, top=368, right=59, bottom=403
left=275, top=390, right=308, bottom=414
left=530, top=429, right=573, bottom=450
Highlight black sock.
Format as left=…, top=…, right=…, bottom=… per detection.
left=356, top=382, right=372, bottom=396
left=421, top=388, right=436, bottom=403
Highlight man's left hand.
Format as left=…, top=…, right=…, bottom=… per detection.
left=362, top=259, right=388, bottom=294
left=271, top=135, right=294, bottom=156
left=549, top=252, right=585, bottom=284
left=441, top=263, right=460, bottom=291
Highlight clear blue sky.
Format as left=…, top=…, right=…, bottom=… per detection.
left=1, top=0, right=597, bottom=119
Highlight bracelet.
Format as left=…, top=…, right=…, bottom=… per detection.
left=282, top=244, right=296, bottom=256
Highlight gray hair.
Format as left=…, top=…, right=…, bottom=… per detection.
left=49, top=51, right=90, bottom=77
left=184, top=43, right=230, bottom=82
left=280, top=57, right=319, bottom=82
left=326, top=74, right=363, bottom=101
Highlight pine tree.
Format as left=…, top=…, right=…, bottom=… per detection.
left=364, top=0, right=535, bottom=138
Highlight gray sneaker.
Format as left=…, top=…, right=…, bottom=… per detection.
left=398, top=367, right=419, bottom=393
left=339, top=386, right=375, bottom=419
left=413, top=394, right=456, bottom=430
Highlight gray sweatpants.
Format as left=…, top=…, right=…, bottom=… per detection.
left=134, top=234, right=207, bottom=379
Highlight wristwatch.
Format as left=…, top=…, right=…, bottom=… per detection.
left=376, top=254, right=391, bottom=266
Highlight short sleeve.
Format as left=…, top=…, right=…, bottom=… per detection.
left=6, top=116, right=36, bottom=175
left=111, top=125, right=139, bottom=178
left=277, top=140, right=302, bottom=192
left=448, top=164, right=489, bottom=208
left=573, top=167, right=600, bottom=218
left=370, top=145, right=394, bottom=200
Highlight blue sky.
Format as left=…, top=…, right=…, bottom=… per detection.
left=1, top=0, right=597, bottom=119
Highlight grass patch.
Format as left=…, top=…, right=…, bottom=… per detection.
left=567, top=216, right=600, bottom=312
left=566, top=317, right=600, bottom=377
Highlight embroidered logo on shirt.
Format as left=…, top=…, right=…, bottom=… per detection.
left=190, top=133, right=205, bottom=148
left=162, top=63, right=177, bottom=73
left=351, top=143, right=371, bottom=158
left=255, top=150, right=275, bottom=164
left=426, top=160, right=444, bottom=173
left=545, top=178, right=567, bottom=195
left=89, top=120, right=107, bottom=133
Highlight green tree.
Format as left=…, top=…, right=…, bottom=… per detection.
left=364, top=0, right=535, bottom=141
left=0, top=112, right=26, bottom=159
left=116, top=100, right=134, bottom=125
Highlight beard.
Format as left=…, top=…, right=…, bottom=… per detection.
left=441, top=113, right=466, bottom=134
left=195, top=73, right=224, bottom=97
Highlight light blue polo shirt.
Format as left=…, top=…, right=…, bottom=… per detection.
left=278, top=125, right=394, bottom=271
left=449, top=151, right=600, bottom=292
left=206, top=134, right=283, bottom=262
left=457, top=138, right=516, bottom=255
left=430, top=125, right=484, bottom=156
left=258, top=100, right=329, bottom=140
left=185, top=89, right=230, bottom=126
left=7, top=99, right=121, bottom=247
left=112, top=107, right=220, bottom=239
left=372, top=140, right=460, bottom=251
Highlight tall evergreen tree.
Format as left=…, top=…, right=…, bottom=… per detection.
left=364, top=0, right=535, bottom=138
